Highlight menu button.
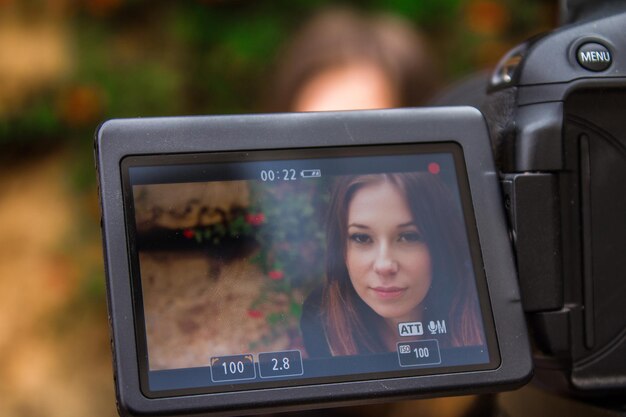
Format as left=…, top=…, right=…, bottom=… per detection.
left=577, top=42, right=612, bottom=72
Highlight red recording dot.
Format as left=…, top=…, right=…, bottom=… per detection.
left=428, top=162, right=440, bottom=174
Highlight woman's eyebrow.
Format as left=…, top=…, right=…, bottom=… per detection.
left=347, top=223, right=370, bottom=229
left=397, top=222, right=417, bottom=228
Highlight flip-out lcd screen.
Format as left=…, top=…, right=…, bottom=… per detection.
left=122, top=143, right=499, bottom=397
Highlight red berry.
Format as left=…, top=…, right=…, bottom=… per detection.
left=247, top=309, right=263, bottom=319
left=268, top=270, right=284, bottom=280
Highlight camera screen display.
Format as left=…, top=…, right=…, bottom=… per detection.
left=122, top=143, right=499, bottom=397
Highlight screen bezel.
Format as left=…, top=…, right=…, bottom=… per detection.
left=121, top=143, right=501, bottom=398
left=96, top=108, right=531, bottom=416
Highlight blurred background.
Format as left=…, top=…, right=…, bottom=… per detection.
left=0, top=1, right=555, bottom=416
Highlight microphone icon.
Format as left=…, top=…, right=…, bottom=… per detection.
left=428, top=321, right=437, bottom=334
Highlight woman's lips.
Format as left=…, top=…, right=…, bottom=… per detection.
left=371, top=286, right=407, bottom=299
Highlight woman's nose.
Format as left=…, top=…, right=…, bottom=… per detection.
left=373, top=245, right=398, bottom=275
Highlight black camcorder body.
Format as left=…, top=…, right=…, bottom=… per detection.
left=95, top=1, right=626, bottom=415
left=479, top=0, right=626, bottom=402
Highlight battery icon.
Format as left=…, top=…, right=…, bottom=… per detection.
left=300, top=169, right=321, bottom=178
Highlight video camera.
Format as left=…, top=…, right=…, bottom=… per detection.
left=95, top=1, right=626, bottom=415
left=481, top=0, right=626, bottom=403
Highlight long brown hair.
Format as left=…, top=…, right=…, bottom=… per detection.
left=323, top=173, right=484, bottom=355
left=265, top=7, right=439, bottom=112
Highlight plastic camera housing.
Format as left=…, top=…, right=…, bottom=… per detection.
left=96, top=107, right=531, bottom=417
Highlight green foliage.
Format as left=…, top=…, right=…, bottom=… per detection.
left=182, top=212, right=256, bottom=245
left=0, top=1, right=550, bottom=151
left=373, top=0, right=463, bottom=25
left=246, top=178, right=329, bottom=349
left=0, top=93, right=61, bottom=146
left=249, top=180, right=327, bottom=289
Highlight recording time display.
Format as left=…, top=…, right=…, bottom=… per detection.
left=260, top=169, right=321, bottom=182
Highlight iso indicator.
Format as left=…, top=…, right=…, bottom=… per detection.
left=258, top=350, right=304, bottom=378
left=396, top=340, right=441, bottom=367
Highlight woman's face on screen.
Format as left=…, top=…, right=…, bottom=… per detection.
left=345, top=181, right=432, bottom=325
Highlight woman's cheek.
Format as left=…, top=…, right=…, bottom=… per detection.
left=404, top=246, right=432, bottom=289
left=346, top=245, right=374, bottom=280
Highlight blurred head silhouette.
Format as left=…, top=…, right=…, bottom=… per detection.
left=267, top=7, right=438, bottom=112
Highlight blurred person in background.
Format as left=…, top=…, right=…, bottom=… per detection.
left=266, top=7, right=439, bottom=113
left=260, top=7, right=495, bottom=417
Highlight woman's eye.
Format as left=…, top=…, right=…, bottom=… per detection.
left=349, top=233, right=372, bottom=244
left=398, top=231, right=422, bottom=243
